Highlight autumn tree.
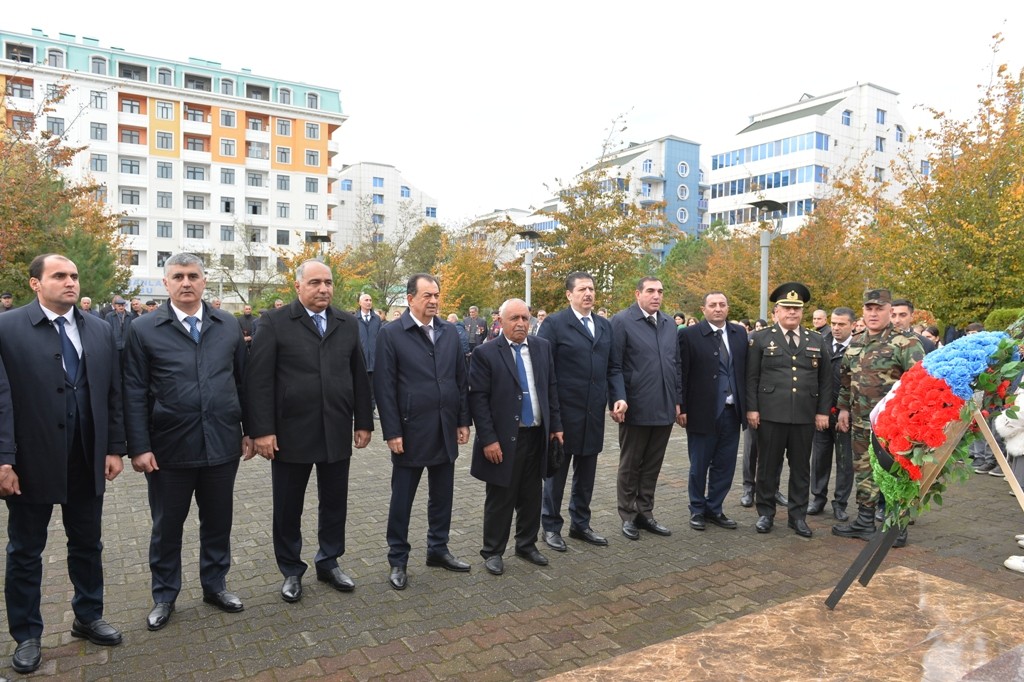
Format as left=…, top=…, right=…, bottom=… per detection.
left=348, top=194, right=425, bottom=309
left=435, top=229, right=501, bottom=315
left=211, top=221, right=286, bottom=305
left=272, top=240, right=366, bottom=311
left=404, top=222, right=444, bottom=275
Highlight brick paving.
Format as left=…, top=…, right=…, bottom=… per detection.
left=2, top=424, right=1023, bottom=680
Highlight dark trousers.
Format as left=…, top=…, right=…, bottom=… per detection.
left=482, top=427, right=543, bottom=557
left=271, top=458, right=350, bottom=577
left=755, top=420, right=814, bottom=519
left=386, top=461, right=454, bottom=567
left=810, top=423, right=853, bottom=509
left=5, top=436, right=103, bottom=644
left=616, top=423, right=673, bottom=522
left=146, top=459, right=239, bottom=603
left=686, top=405, right=740, bottom=516
left=743, top=427, right=784, bottom=492
left=541, top=451, right=598, bottom=534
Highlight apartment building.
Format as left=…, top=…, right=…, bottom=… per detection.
left=334, top=162, right=438, bottom=249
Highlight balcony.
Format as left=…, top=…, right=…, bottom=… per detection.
left=638, top=195, right=660, bottom=207
left=328, top=139, right=340, bottom=157
left=697, top=199, right=709, bottom=211
left=245, top=128, right=270, bottom=144
left=638, top=171, right=664, bottom=182
left=117, top=111, right=147, bottom=128
left=182, top=148, right=212, bottom=164
left=244, top=183, right=270, bottom=200
left=182, top=119, right=212, bottom=136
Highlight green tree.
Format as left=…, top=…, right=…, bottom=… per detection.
left=404, top=223, right=444, bottom=275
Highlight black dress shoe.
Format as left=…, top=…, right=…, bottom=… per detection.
left=755, top=515, right=774, bottom=533
left=147, top=602, right=175, bottom=631
left=543, top=530, right=568, bottom=551
left=739, top=490, right=754, bottom=508
left=484, top=555, right=504, bottom=575
left=832, top=502, right=849, bottom=522
left=281, top=575, right=302, bottom=602
left=788, top=518, right=813, bottom=538
left=203, top=590, right=244, bottom=613
left=774, top=491, right=788, bottom=506
left=806, top=500, right=825, bottom=515
left=389, top=565, right=407, bottom=590
left=568, top=526, right=608, bottom=546
left=689, top=514, right=706, bottom=531
left=426, top=552, right=471, bottom=572
left=71, top=618, right=123, bottom=646
left=706, top=512, right=738, bottom=529
left=515, top=547, right=549, bottom=566
left=317, top=566, right=356, bottom=591
left=622, top=520, right=640, bottom=540
left=12, top=637, right=41, bottom=673
left=636, top=516, right=672, bottom=536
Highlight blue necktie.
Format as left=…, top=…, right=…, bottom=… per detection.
left=185, top=315, right=200, bottom=344
left=512, top=343, right=535, bottom=427
left=54, top=317, right=80, bottom=380
left=313, top=313, right=325, bottom=337
left=582, top=316, right=593, bottom=337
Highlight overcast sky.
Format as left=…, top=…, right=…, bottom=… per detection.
left=6, top=1, right=1024, bottom=224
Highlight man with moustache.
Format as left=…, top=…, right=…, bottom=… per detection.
left=538, top=272, right=626, bottom=551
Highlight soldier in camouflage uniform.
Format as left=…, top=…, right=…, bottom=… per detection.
left=832, top=288, right=924, bottom=546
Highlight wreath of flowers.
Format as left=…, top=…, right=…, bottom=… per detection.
left=871, top=331, right=1021, bottom=528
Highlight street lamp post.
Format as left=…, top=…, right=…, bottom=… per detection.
left=517, top=230, right=541, bottom=308
left=748, top=200, right=786, bottom=321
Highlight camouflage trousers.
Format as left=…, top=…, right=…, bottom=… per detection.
left=851, top=426, right=878, bottom=508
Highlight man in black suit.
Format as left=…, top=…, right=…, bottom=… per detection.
left=0, top=254, right=126, bottom=674
left=746, top=283, right=832, bottom=537
left=237, top=304, right=257, bottom=349
left=356, top=293, right=382, bottom=413
left=123, top=253, right=250, bottom=631
left=104, top=296, right=133, bottom=362
left=610, top=277, right=683, bottom=540
left=470, top=298, right=563, bottom=575
left=808, top=307, right=856, bottom=521
left=678, top=292, right=747, bottom=532
left=374, top=274, right=472, bottom=590
left=538, top=272, right=626, bottom=551
left=245, top=259, right=373, bottom=603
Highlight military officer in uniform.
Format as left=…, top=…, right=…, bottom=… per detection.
left=745, top=283, right=831, bottom=537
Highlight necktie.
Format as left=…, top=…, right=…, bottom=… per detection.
left=422, top=324, right=434, bottom=344
left=716, top=329, right=729, bottom=358
left=834, top=342, right=841, bottom=356
left=313, top=313, right=325, bottom=337
left=582, top=316, right=593, bottom=337
left=512, top=343, right=535, bottom=427
left=647, top=315, right=658, bottom=328
left=787, top=330, right=797, bottom=349
left=364, top=314, right=370, bottom=323
left=185, top=316, right=200, bottom=344
left=54, top=317, right=80, bottom=380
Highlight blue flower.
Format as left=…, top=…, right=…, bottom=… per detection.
left=922, top=332, right=1010, bottom=399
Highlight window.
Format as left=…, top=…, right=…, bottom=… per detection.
left=874, top=167, right=885, bottom=182
left=187, top=195, right=205, bottom=210
left=187, top=223, right=205, bottom=239
left=305, top=204, right=318, bottom=220
left=186, top=165, right=206, bottom=181
left=876, top=109, right=886, bottom=125
left=186, top=136, right=206, bottom=152
left=47, top=49, right=65, bottom=68
left=6, top=44, right=34, bottom=63
left=276, top=118, right=292, bottom=136
left=246, top=172, right=264, bottom=187
left=895, top=125, right=905, bottom=143
left=6, top=80, right=33, bottom=99
left=372, top=232, right=385, bottom=244
left=45, top=84, right=60, bottom=100
left=676, top=207, right=689, bottom=223
left=920, top=160, right=931, bottom=177
left=676, top=161, right=690, bottom=177
left=185, top=75, right=211, bottom=91
left=341, top=179, right=352, bottom=191
left=372, top=176, right=384, bottom=188
left=246, top=227, right=263, bottom=243
left=120, top=159, right=140, bottom=174
left=247, top=141, right=269, bottom=160
left=185, top=106, right=205, bottom=122
left=221, top=79, right=234, bottom=96
left=305, top=150, right=319, bottom=166
left=156, top=101, right=174, bottom=120
left=220, top=225, right=234, bottom=241
left=245, top=256, right=267, bottom=271
left=46, top=117, right=65, bottom=135
left=10, top=114, right=33, bottom=133
left=276, top=229, right=290, bottom=245
left=305, top=123, right=320, bottom=139
left=221, top=139, right=236, bottom=156
left=157, top=192, right=172, bottom=208
left=121, top=98, right=141, bottom=114
left=400, top=186, right=411, bottom=198
left=221, top=197, right=233, bottom=213
left=156, top=132, right=173, bottom=150
left=158, top=68, right=172, bottom=86
left=841, top=109, right=852, bottom=126
left=641, top=182, right=652, bottom=198
left=305, top=177, right=318, bottom=193
left=642, top=159, right=653, bottom=174
left=121, top=250, right=139, bottom=266
left=90, top=56, right=106, bottom=75
left=220, top=110, right=236, bottom=127
left=277, top=175, right=290, bottom=191
left=247, top=200, right=264, bottom=215
left=221, top=168, right=235, bottom=184
left=89, top=90, right=106, bottom=108
left=157, top=162, right=173, bottom=179
left=120, top=189, right=140, bottom=205
left=90, top=154, right=107, bottom=172
left=676, top=184, right=689, bottom=200
left=279, top=88, right=291, bottom=105
left=875, top=136, right=885, bottom=153
left=120, top=64, right=146, bottom=81
left=277, top=203, right=290, bottom=218
left=306, top=93, right=319, bottom=109
left=121, top=128, right=140, bottom=144
left=220, top=254, right=234, bottom=268
left=372, top=194, right=384, bottom=205
left=157, top=222, right=173, bottom=238
left=277, top=147, right=291, bottom=164
left=425, top=207, right=437, bottom=218
left=156, top=251, right=172, bottom=267
left=372, top=214, right=384, bottom=226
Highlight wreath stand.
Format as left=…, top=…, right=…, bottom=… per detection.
left=825, top=406, right=1024, bottom=609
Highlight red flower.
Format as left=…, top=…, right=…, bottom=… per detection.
left=998, top=380, right=1010, bottom=399
left=875, top=364, right=965, bottom=457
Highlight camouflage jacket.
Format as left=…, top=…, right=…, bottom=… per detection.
left=837, top=323, right=924, bottom=430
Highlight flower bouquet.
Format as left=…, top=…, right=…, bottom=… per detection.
left=870, top=332, right=1021, bottom=528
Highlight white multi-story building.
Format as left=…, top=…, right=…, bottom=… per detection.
left=334, top=162, right=438, bottom=249
left=707, top=83, right=930, bottom=233
left=1, top=28, right=345, bottom=304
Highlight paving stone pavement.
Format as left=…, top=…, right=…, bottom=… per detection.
left=2, top=423, right=1023, bottom=681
